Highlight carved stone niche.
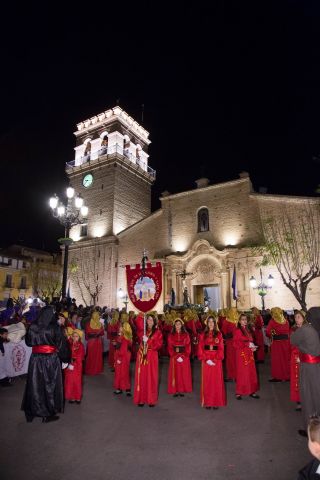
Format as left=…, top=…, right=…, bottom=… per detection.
left=193, top=259, right=221, bottom=284
left=196, top=244, right=209, bottom=256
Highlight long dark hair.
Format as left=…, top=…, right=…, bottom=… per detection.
left=146, top=314, right=157, bottom=337
left=237, top=313, right=249, bottom=336
left=204, top=316, right=219, bottom=338
left=171, top=319, right=187, bottom=334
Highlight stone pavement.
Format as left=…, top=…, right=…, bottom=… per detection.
left=0, top=357, right=310, bottom=480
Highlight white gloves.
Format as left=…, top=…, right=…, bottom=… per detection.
left=117, top=359, right=121, bottom=365
left=142, top=335, right=148, bottom=343
left=177, top=357, right=183, bottom=363
left=206, top=359, right=215, bottom=366
left=62, top=362, right=69, bottom=370
left=249, top=342, right=257, bottom=350
left=68, top=364, right=74, bottom=371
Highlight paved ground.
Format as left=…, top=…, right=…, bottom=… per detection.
left=0, top=356, right=311, bottom=480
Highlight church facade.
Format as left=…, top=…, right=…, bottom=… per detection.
left=66, top=106, right=320, bottom=311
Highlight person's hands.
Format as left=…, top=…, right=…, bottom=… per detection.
left=177, top=357, right=183, bottom=363
left=117, top=359, right=121, bottom=364
left=143, top=335, right=148, bottom=343
left=206, top=359, right=215, bottom=366
left=68, top=364, right=74, bottom=371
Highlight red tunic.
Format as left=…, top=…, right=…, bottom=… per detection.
left=167, top=332, right=192, bottom=394
left=233, top=328, right=259, bottom=396
left=107, top=321, right=120, bottom=368
left=133, top=329, right=163, bottom=405
left=253, top=315, right=265, bottom=362
left=198, top=331, right=226, bottom=407
left=221, top=319, right=237, bottom=380
left=266, top=319, right=290, bottom=380
left=290, top=328, right=300, bottom=402
left=64, top=339, right=85, bottom=401
left=113, top=336, right=132, bottom=391
left=85, top=324, right=104, bottom=375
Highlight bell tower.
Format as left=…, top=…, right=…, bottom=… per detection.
left=66, top=106, right=155, bottom=307
left=66, top=106, right=155, bottom=240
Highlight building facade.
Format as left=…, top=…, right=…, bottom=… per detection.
left=0, top=245, right=62, bottom=304
left=67, top=106, right=320, bottom=311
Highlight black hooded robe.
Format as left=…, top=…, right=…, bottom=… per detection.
left=291, top=307, right=320, bottom=430
left=21, top=307, right=66, bottom=418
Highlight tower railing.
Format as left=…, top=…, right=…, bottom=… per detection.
left=65, top=144, right=156, bottom=179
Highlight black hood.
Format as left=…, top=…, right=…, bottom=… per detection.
left=35, top=306, right=56, bottom=328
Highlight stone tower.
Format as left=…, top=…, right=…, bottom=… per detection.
left=66, top=106, right=155, bottom=306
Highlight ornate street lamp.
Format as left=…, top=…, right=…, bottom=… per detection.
left=49, top=187, right=88, bottom=298
left=118, top=288, right=129, bottom=312
left=249, top=268, right=274, bottom=311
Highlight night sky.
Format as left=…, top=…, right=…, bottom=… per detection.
left=2, top=1, right=320, bottom=252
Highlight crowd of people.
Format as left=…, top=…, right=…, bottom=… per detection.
left=1, top=298, right=320, bottom=478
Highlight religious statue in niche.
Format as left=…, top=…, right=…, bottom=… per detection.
left=197, top=208, right=209, bottom=232
left=183, top=286, right=190, bottom=306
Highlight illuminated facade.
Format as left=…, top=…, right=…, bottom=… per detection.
left=67, top=107, right=320, bottom=311
left=0, top=245, right=61, bottom=303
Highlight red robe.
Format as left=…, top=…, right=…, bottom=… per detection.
left=107, top=321, right=120, bottom=368
left=233, top=327, right=259, bottom=396
left=113, top=336, right=132, bottom=391
left=64, top=339, right=85, bottom=401
left=266, top=319, right=290, bottom=380
left=160, top=322, right=172, bottom=357
left=198, top=331, right=226, bottom=407
left=85, top=324, right=104, bottom=375
left=133, top=329, right=163, bottom=405
left=221, top=319, right=237, bottom=380
left=290, top=328, right=300, bottom=402
left=253, top=315, right=265, bottom=362
left=185, top=318, right=198, bottom=358
left=167, top=331, right=192, bottom=394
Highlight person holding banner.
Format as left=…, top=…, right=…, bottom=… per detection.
left=133, top=314, right=163, bottom=407
left=167, top=318, right=192, bottom=397
left=198, top=315, right=226, bottom=409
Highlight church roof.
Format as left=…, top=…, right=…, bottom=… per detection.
left=159, top=176, right=251, bottom=202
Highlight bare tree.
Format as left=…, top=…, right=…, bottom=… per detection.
left=256, top=202, right=320, bottom=311
left=26, top=261, right=61, bottom=301
left=70, top=243, right=108, bottom=306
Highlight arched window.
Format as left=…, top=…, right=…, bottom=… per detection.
left=198, top=208, right=209, bottom=232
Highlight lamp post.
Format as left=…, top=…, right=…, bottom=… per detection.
left=118, top=288, right=129, bottom=312
left=49, top=187, right=88, bottom=298
left=249, top=268, right=274, bottom=311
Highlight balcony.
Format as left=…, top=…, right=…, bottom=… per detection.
left=65, top=144, right=156, bottom=180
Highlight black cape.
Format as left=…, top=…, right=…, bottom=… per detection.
left=21, top=307, right=69, bottom=418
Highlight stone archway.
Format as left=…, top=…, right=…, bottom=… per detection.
left=165, top=240, right=229, bottom=307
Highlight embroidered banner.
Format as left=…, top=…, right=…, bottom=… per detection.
left=126, top=262, right=162, bottom=313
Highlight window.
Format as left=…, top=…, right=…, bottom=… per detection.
left=5, top=274, right=12, bottom=288
left=197, top=208, right=209, bottom=232
left=80, top=224, right=88, bottom=237
left=20, top=277, right=27, bottom=289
